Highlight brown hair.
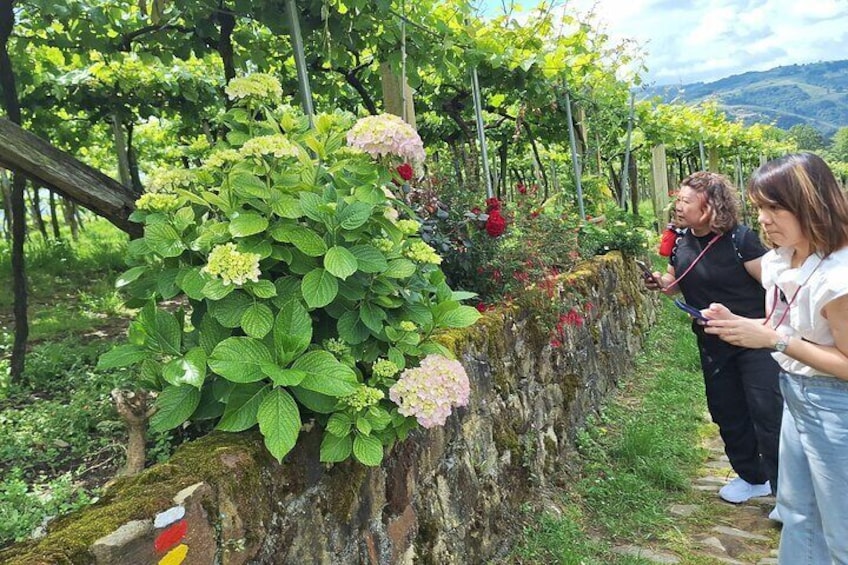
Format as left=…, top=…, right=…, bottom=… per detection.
left=748, top=153, right=848, bottom=255
left=679, top=171, right=739, bottom=234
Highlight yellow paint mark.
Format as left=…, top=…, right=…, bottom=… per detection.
left=158, top=544, right=188, bottom=565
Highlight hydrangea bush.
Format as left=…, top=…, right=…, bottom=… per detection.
left=98, top=74, right=479, bottom=466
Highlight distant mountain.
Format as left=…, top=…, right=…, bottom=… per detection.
left=640, top=60, right=848, bottom=136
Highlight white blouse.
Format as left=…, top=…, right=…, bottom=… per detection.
left=761, top=246, right=848, bottom=376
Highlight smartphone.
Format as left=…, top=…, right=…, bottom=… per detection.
left=635, top=259, right=661, bottom=284
left=674, top=299, right=708, bottom=321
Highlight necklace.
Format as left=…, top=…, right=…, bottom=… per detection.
left=762, top=254, right=825, bottom=328
left=665, top=232, right=722, bottom=290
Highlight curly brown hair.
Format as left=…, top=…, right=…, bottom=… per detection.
left=679, top=171, right=740, bottom=234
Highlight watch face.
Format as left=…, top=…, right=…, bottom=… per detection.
left=775, top=340, right=788, bottom=353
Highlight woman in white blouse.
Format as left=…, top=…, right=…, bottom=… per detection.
left=702, top=152, right=848, bottom=564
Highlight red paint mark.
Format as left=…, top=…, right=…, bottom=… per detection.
left=154, top=520, right=188, bottom=553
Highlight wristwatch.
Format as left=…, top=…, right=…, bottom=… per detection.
left=773, top=334, right=790, bottom=353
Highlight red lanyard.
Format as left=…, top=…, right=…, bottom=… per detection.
left=665, top=233, right=722, bottom=290
left=762, top=256, right=824, bottom=328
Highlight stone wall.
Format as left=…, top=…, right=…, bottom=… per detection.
left=0, top=253, right=658, bottom=565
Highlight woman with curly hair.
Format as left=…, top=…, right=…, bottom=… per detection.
left=644, top=171, right=783, bottom=509
left=704, top=153, right=848, bottom=562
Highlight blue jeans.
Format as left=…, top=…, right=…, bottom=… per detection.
left=777, top=371, right=848, bottom=564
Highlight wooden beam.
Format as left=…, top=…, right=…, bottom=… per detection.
left=0, top=119, right=141, bottom=236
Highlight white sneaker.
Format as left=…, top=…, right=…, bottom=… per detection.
left=718, top=477, right=772, bottom=503
left=768, top=506, right=782, bottom=523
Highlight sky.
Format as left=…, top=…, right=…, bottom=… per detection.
left=479, top=0, right=848, bottom=86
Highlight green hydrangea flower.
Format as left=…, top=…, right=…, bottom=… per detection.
left=403, top=240, right=442, bottom=265
left=202, top=243, right=261, bottom=286
left=342, top=385, right=385, bottom=411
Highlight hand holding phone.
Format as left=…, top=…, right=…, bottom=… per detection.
left=674, top=299, right=708, bottom=321
left=635, top=259, right=662, bottom=287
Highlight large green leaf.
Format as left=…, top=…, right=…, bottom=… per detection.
left=202, top=277, right=235, bottom=300
left=209, top=291, right=253, bottom=328
left=325, top=413, right=353, bottom=437
left=230, top=173, right=270, bottom=199
left=349, top=245, right=387, bottom=273
left=291, top=387, right=338, bottom=414
left=154, top=310, right=182, bottom=355
left=337, top=202, right=373, bottom=230
left=241, top=303, right=274, bottom=338
left=260, top=365, right=307, bottom=387
left=436, top=305, right=482, bottom=328
left=291, top=350, right=358, bottom=397
left=337, top=310, right=371, bottom=345
left=352, top=433, right=384, bottom=466
left=150, top=385, right=201, bottom=432
left=359, top=302, right=386, bottom=333
left=324, top=246, right=358, bottom=280
left=383, top=258, right=417, bottom=279
left=298, top=192, right=324, bottom=222
left=229, top=212, right=269, bottom=237
left=162, top=347, right=207, bottom=388
left=198, top=314, right=231, bottom=356
left=116, top=266, right=148, bottom=288
left=280, top=226, right=327, bottom=257
left=176, top=267, right=207, bottom=300
left=209, top=337, right=273, bottom=383
left=258, top=388, right=301, bottom=463
left=216, top=383, right=270, bottom=431
left=96, top=344, right=148, bottom=370
left=320, top=433, right=353, bottom=463
left=301, top=268, right=338, bottom=308
left=145, top=223, right=186, bottom=258
left=270, top=194, right=303, bottom=219
left=273, top=299, right=312, bottom=365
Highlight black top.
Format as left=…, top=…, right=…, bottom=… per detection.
left=670, top=225, right=768, bottom=356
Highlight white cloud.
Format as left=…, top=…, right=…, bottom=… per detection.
left=551, top=0, right=848, bottom=85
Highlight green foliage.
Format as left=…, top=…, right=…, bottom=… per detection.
left=105, top=94, right=479, bottom=466
left=508, top=289, right=707, bottom=562
left=0, top=470, right=96, bottom=547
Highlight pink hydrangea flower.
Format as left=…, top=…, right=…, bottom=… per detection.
left=389, top=354, right=470, bottom=428
left=346, top=114, right=426, bottom=167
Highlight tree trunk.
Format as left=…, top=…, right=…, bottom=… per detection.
left=28, top=186, right=48, bottom=239
left=0, top=119, right=140, bottom=236
left=1, top=168, right=11, bottom=240
left=48, top=189, right=61, bottom=239
left=111, top=389, right=156, bottom=477
left=112, top=113, right=132, bottom=188
left=0, top=0, right=28, bottom=381
left=126, top=121, right=143, bottom=194
left=216, top=8, right=236, bottom=84
left=63, top=197, right=79, bottom=241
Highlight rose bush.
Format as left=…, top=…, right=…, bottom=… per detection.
left=97, top=75, right=480, bottom=466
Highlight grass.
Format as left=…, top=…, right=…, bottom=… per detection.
left=0, top=218, right=181, bottom=548
left=505, top=286, right=714, bottom=564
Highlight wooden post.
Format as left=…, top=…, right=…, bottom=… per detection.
left=285, top=0, right=314, bottom=128
left=564, top=89, right=585, bottom=220
left=470, top=67, right=493, bottom=199
left=379, top=62, right=416, bottom=128
left=651, top=144, right=669, bottom=230
left=708, top=148, right=720, bottom=172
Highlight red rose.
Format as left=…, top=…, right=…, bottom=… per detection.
left=471, top=206, right=481, bottom=215
left=517, top=183, right=527, bottom=194
left=485, top=197, right=501, bottom=212
left=396, top=163, right=414, bottom=181
left=485, top=210, right=506, bottom=237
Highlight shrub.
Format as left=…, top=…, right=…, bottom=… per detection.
left=99, top=75, right=480, bottom=467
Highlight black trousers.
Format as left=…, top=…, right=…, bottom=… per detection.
left=699, top=343, right=783, bottom=490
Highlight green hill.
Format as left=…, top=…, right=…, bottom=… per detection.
left=641, top=60, right=848, bottom=136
